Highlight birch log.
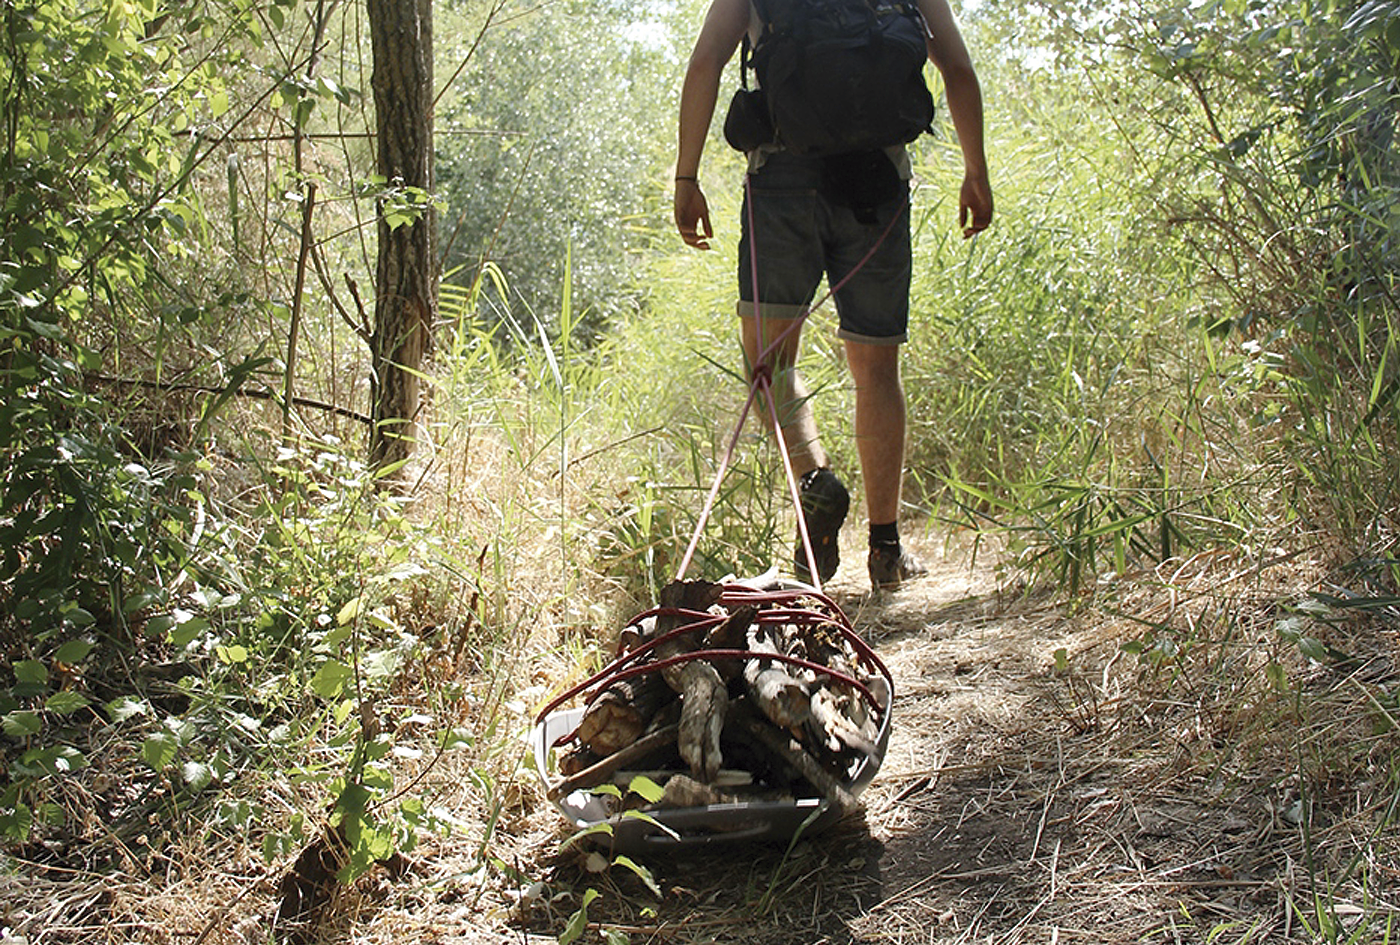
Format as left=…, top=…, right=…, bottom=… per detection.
left=654, top=581, right=727, bottom=782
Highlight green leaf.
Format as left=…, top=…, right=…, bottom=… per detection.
left=216, top=644, right=249, bottom=664
left=361, top=648, right=402, bottom=679
left=618, top=809, right=681, bottom=841
left=1297, top=637, right=1328, bottom=663
left=0, top=803, right=34, bottom=842
left=558, top=822, right=614, bottom=853
left=333, top=699, right=356, bottom=725
left=22, top=745, right=87, bottom=775
left=2, top=711, right=42, bottom=738
left=558, top=888, right=600, bottom=945
left=60, top=603, right=96, bottom=628
left=613, top=854, right=662, bottom=897
left=361, top=764, right=393, bottom=790
left=337, top=597, right=362, bottom=626
left=626, top=775, right=665, bottom=804
left=13, top=661, right=47, bottom=685
left=310, top=660, right=353, bottom=700
left=337, top=781, right=372, bottom=818
left=346, top=817, right=394, bottom=862
left=44, top=691, right=91, bottom=716
left=182, top=761, right=215, bottom=790
left=53, top=639, right=94, bottom=663
left=142, top=732, right=179, bottom=771
left=169, top=614, right=211, bottom=647
left=124, top=590, right=164, bottom=616
left=106, top=696, right=150, bottom=722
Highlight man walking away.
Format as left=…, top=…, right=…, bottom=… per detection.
left=674, top=0, right=993, bottom=590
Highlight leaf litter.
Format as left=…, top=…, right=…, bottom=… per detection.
left=5, top=531, right=1399, bottom=943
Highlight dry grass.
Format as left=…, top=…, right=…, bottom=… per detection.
left=6, top=520, right=1399, bottom=944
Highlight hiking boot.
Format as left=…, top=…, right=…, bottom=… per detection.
left=794, top=468, right=849, bottom=584
left=868, top=543, right=928, bottom=590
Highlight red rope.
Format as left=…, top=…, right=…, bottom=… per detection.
left=535, top=585, right=893, bottom=728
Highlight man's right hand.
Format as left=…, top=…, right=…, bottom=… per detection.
left=674, top=179, right=714, bottom=250
left=960, top=173, right=993, bottom=238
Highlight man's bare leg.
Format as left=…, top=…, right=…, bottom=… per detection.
left=845, top=339, right=926, bottom=587
left=741, top=316, right=826, bottom=476
left=844, top=340, right=905, bottom=523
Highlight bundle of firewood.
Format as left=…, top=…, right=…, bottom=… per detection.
left=538, top=578, right=893, bottom=816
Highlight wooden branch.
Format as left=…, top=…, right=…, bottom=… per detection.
left=808, top=685, right=877, bottom=757
left=737, top=714, right=858, bottom=811
left=309, top=242, right=366, bottom=346
left=282, top=181, right=317, bottom=443
left=655, top=581, right=728, bottom=782
left=574, top=671, right=670, bottom=757
left=86, top=372, right=371, bottom=425
left=546, top=723, right=681, bottom=801
left=344, top=273, right=373, bottom=342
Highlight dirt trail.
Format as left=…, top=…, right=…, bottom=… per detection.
left=493, top=538, right=1231, bottom=944
left=500, top=531, right=1324, bottom=945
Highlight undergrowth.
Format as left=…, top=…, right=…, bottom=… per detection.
left=3, top=0, right=1399, bottom=942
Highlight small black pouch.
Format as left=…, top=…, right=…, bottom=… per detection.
left=820, top=150, right=903, bottom=224
left=724, top=88, right=775, bottom=152
left=722, top=36, right=775, bottom=152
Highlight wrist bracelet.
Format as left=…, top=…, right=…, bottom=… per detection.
left=675, top=175, right=697, bottom=183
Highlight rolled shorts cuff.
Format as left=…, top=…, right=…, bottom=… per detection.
left=837, top=326, right=906, bottom=346
left=734, top=299, right=809, bottom=320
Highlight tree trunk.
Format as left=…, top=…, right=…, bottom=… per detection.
left=366, top=0, right=435, bottom=476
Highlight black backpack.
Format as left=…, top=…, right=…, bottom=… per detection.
left=725, top=0, right=935, bottom=157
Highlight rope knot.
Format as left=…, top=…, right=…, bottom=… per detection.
left=750, top=360, right=773, bottom=389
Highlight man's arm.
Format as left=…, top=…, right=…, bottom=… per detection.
left=674, top=0, right=750, bottom=250
left=918, top=0, right=993, bottom=237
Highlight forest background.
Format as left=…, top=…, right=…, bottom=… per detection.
left=1, top=0, right=1398, bottom=941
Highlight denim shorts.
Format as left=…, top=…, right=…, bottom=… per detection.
left=736, top=152, right=912, bottom=345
